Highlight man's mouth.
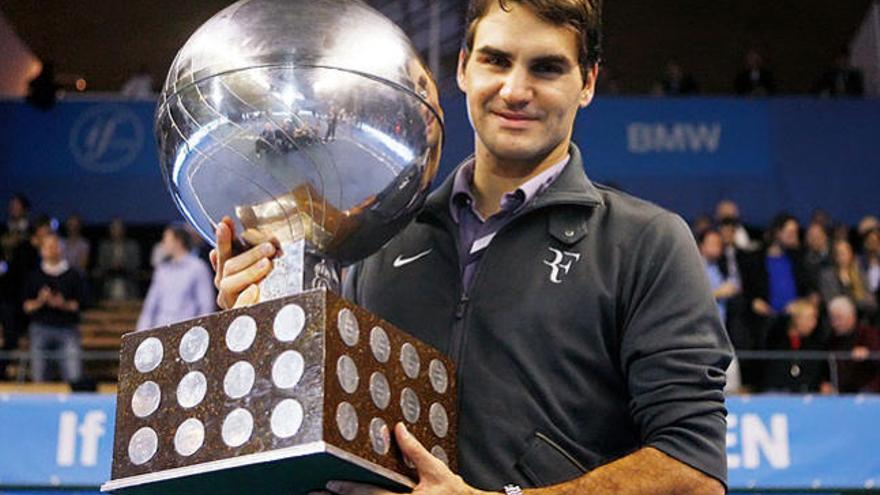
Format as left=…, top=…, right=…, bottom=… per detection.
left=492, top=110, right=538, bottom=127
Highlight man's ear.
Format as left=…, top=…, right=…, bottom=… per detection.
left=579, top=64, right=600, bottom=108
left=457, top=49, right=469, bottom=93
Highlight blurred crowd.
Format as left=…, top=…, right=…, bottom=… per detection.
left=695, top=200, right=880, bottom=394
left=3, top=191, right=879, bottom=394
left=0, top=194, right=215, bottom=383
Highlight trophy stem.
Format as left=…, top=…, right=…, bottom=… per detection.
left=259, top=240, right=341, bottom=301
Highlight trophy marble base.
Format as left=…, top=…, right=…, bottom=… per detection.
left=102, top=289, right=456, bottom=494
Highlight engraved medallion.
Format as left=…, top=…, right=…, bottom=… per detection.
left=272, top=350, right=305, bottom=389
left=179, top=326, right=210, bottom=363
left=174, top=418, right=205, bottom=457
left=369, top=417, right=391, bottom=455
left=128, top=427, right=158, bottom=466
left=429, top=359, right=449, bottom=394
left=429, top=402, right=448, bottom=438
left=336, top=401, right=359, bottom=441
left=134, top=337, right=163, bottom=373
left=400, top=387, right=420, bottom=424
left=400, top=343, right=421, bottom=379
left=336, top=355, right=360, bottom=394
left=222, top=408, right=254, bottom=448
left=224, top=361, right=256, bottom=399
left=274, top=304, right=306, bottom=342
left=369, top=372, right=391, bottom=410
left=370, top=326, right=391, bottom=363
left=226, top=315, right=257, bottom=353
left=176, top=371, right=207, bottom=409
left=271, top=399, right=304, bottom=439
left=131, top=381, right=161, bottom=418
left=338, top=308, right=360, bottom=347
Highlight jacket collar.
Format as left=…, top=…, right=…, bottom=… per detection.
left=420, top=143, right=604, bottom=222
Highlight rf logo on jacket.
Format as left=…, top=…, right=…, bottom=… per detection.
left=543, top=247, right=581, bottom=284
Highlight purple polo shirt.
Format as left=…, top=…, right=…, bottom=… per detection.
left=450, top=155, right=569, bottom=291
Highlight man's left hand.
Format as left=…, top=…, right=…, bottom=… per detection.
left=310, top=423, right=488, bottom=495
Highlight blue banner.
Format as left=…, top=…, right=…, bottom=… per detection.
left=1, top=392, right=879, bottom=491
left=1, top=96, right=879, bottom=228
left=0, top=393, right=115, bottom=488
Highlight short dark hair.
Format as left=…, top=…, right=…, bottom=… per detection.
left=166, top=222, right=192, bottom=251
left=462, top=0, right=602, bottom=82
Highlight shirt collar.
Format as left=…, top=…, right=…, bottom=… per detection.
left=449, top=154, right=570, bottom=223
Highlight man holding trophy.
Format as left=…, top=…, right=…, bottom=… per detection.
left=212, top=1, right=732, bottom=495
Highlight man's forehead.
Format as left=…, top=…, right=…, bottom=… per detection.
left=471, top=2, right=579, bottom=63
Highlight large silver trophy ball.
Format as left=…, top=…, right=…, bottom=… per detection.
left=156, top=0, right=443, bottom=298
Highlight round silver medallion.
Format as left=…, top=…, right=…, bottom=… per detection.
left=337, top=308, right=359, bottom=347
left=429, top=359, right=449, bottom=394
left=131, top=381, right=161, bottom=418
left=400, top=387, right=421, bottom=424
left=400, top=343, right=421, bottom=379
left=429, top=402, right=449, bottom=438
left=271, top=399, right=304, bottom=439
left=134, top=337, right=163, bottom=373
left=369, top=417, right=391, bottom=455
left=369, top=372, right=391, bottom=410
left=336, top=355, right=359, bottom=394
left=336, top=402, right=359, bottom=441
left=223, top=361, right=256, bottom=399
left=274, top=304, right=306, bottom=342
left=272, top=350, right=305, bottom=389
left=222, top=408, right=254, bottom=447
left=176, top=371, right=207, bottom=409
left=128, top=427, right=158, bottom=466
left=179, top=326, right=210, bottom=363
left=369, top=326, right=391, bottom=363
left=226, top=315, right=257, bottom=353
left=431, top=445, right=449, bottom=466
left=174, top=418, right=205, bottom=457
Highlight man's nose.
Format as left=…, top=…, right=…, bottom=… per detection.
left=499, top=67, right=532, bottom=107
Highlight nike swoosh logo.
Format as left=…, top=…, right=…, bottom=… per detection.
left=393, top=249, right=433, bottom=268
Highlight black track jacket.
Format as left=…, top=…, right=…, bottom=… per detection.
left=344, top=144, right=733, bottom=490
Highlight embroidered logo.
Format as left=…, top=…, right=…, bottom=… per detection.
left=543, top=248, right=581, bottom=284
left=392, top=249, right=433, bottom=268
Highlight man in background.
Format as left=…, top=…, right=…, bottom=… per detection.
left=137, top=223, right=215, bottom=330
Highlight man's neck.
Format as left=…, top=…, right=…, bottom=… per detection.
left=471, top=140, right=569, bottom=218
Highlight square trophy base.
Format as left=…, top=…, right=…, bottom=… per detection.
left=102, top=289, right=456, bottom=495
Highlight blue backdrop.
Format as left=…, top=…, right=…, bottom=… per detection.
left=1, top=96, right=878, bottom=226
left=1, top=393, right=878, bottom=491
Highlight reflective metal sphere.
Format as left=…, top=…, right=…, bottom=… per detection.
left=156, top=0, right=443, bottom=264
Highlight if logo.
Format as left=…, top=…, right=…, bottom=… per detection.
left=543, top=247, right=581, bottom=284
left=57, top=410, right=107, bottom=467
left=69, top=104, right=144, bottom=173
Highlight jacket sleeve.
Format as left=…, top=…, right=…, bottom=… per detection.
left=342, top=262, right=361, bottom=305
left=619, top=212, right=733, bottom=485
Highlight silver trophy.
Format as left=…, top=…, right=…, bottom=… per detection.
left=102, top=1, right=451, bottom=494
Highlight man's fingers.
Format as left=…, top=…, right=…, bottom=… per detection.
left=233, top=283, right=260, bottom=308
left=214, top=217, right=235, bottom=287
left=209, top=249, right=218, bottom=272
left=222, top=243, right=275, bottom=278
left=219, top=259, right=272, bottom=303
left=394, top=422, right=445, bottom=478
left=324, top=481, right=390, bottom=495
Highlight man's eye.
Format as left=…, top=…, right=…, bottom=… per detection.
left=483, top=55, right=508, bottom=67
left=534, top=63, right=564, bottom=75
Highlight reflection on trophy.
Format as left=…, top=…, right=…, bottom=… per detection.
left=101, top=0, right=451, bottom=493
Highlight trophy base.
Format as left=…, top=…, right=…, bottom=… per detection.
left=101, top=442, right=413, bottom=494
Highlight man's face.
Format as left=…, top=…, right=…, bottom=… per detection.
left=161, top=229, right=183, bottom=257
left=457, top=2, right=596, bottom=165
left=791, top=306, right=817, bottom=337
left=700, top=232, right=723, bottom=261
left=829, top=306, right=856, bottom=336
left=40, top=235, right=62, bottom=264
left=805, top=224, right=827, bottom=253
left=777, top=220, right=800, bottom=250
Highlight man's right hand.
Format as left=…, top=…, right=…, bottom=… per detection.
left=209, top=216, right=276, bottom=309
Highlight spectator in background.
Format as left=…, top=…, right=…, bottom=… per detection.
left=120, top=65, right=154, bottom=99
left=763, top=299, right=827, bottom=393
left=699, top=229, right=740, bottom=325
left=857, top=215, right=879, bottom=238
left=861, top=228, right=880, bottom=303
left=0, top=217, right=51, bottom=379
left=803, top=222, right=831, bottom=293
left=61, top=215, right=90, bottom=272
left=734, top=48, right=776, bottom=96
left=810, top=209, right=833, bottom=232
left=94, top=219, right=141, bottom=301
left=658, top=60, right=699, bottom=95
left=714, top=199, right=757, bottom=251
left=819, top=239, right=877, bottom=320
left=825, top=296, right=880, bottom=393
left=815, top=47, right=864, bottom=97
left=691, top=214, right=713, bottom=239
left=22, top=233, right=85, bottom=383
left=137, top=223, right=215, bottom=330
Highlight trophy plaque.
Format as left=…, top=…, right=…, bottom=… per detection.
left=102, top=0, right=448, bottom=492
